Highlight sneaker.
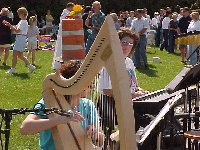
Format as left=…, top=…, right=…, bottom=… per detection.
left=28, top=64, right=36, bottom=72
left=6, top=68, right=16, bottom=74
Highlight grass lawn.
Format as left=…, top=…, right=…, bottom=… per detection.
left=0, top=47, right=184, bottom=149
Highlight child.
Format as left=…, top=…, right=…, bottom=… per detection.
left=3, top=7, right=36, bottom=73
left=20, top=60, right=104, bottom=149
left=27, top=16, right=40, bottom=66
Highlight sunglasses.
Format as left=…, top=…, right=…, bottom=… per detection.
left=121, top=41, right=134, bottom=46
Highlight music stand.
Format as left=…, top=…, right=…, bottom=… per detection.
left=136, top=94, right=182, bottom=145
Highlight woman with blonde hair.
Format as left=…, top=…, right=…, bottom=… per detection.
left=0, top=7, right=12, bottom=66
left=3, top=7, right=36, bottom=73
left=187, top=11, right=200, bottom=65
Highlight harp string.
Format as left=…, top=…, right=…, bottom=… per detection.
left=52, top=90, right=82, bottom=150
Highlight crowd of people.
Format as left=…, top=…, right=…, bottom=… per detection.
left=107, top=7, right=200, bottom=66
left=1, top=3, right=200, bottom=74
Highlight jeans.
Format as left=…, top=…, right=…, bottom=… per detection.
left=85, top=33, right=96, bottom=54
left=83, top=28, right=91, bottom=47
left=160, top=29, right=169, bottom=51
left=133, top=35, right=148, bottom=68
left=168, top=32, right=176, bottom=53
left=155, top=27, right=161, bottom=47
left=188, top=45, right=198, bottom=65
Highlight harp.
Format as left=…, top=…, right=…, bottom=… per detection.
left=42, top=15, right=136, bottom=150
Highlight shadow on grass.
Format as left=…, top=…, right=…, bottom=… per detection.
left=136, top=64, right=158, bottom=77
left=13, top=73, right=30, bottom=79
left=0, top=65, right=10, bottom=70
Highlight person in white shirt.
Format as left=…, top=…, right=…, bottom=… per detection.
left=151, top=12, right=159, bottom=30
left=125, top=11, right=135, bottom=28
left=27, top=16, right=40, bottom=66
left=143, top=8, right=151, bottom=33
left=177, top=8, right=183, bottom=21
left=187, top=11, right=200, bottom=65
left=160, top=11, right=171, bottom=52
left=130, top=9, right=148, bottom=69
left=3, top=7, right=36, bottom=73
left=7, top=7, right=14, bottom=21
left=52, top=2, right=74, bottom=70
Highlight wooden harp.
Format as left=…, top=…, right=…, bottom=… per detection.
left=42, top=15, right=136, bottom=150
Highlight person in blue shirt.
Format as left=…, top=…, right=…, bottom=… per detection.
left=20, top=60, right=104, bottom=150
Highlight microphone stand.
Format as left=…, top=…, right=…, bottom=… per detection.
left=0, top=108, right=73, bottom=150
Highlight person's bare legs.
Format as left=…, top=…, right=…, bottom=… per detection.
left=11, top=50, right=18, bottom=68
left=0, top=47, right=5, bottom=61
left=26, top=49, right=31, bottom=59
left=180, top=47, right=187, bottom=62
left=3, top=47, right=10, bottom=65
left=31, top=49, right=35, bottom=65
left=17, top=51, right=31, bottom=65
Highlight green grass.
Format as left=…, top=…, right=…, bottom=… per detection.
left=0, top=48, right=184, bottom=149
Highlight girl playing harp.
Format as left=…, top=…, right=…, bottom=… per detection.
left=20, top=60, right=104, bottom=150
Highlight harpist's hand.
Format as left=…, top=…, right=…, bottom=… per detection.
left=57, top=111, right=85, bottom=124
left=86, top=125, right=104, bottom=147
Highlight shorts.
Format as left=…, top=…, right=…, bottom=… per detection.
left=0, top=44, right=11, bottom=48
left=13, top=35, right=27, bottom=52
left=27, top=37, right=37, bottom=50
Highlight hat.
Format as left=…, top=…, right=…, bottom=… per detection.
left=154, top=12, right=159, bottom=15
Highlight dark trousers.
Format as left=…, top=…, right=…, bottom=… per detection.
left=160, top=29, right=169, bottom=51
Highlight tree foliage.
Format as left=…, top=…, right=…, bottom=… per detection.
left=0, top=0, right=199, bottom=22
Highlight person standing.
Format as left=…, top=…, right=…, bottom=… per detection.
left=82, top=6, right=91, bottom=46
left=0, top=8, right=12, bottom=66
left=3, top=7, right=36, bottom=73
left=126, top=11, right=135, bottom=28
left=27, top=16, right=40, bottom=66
left=160, top=11, right=171, bottom=52
left=168, top=13, right=178, bottom=53
left=45, top=10, right=54, bottom=35
left=52, top=2, right=74, bottom=70
left=177, top=7, right=192, bottom=63
left=187, top=12, right=200, bottom=65
left=130, top=9, right=148, bottom=69
left=85, top=1, right=105, bottom=54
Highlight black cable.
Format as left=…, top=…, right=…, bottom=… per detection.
left=0, top=117, right=4, bottom=150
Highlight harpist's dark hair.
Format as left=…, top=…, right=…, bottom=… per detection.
left=118, top=28, right=139, bottom=50
left=59, top=60, right=81, bottom=101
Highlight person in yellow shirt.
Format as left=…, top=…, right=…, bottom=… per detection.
left=45, top=10, right=54, bottom=34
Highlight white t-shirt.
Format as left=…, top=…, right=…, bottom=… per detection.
left=16, top=20, right=28, bottom=35
left=151, top=17, right=158, bottom=28
left=98, top=57, right=138, bottom=93
left=130, top=17, right=148, bottom=35
left=27, top=25, right=40, bottom=38
left=177, top=14, right=183, bottom=21
left=187, top=20, right=200, bottom=32
left=162, top=17, right=170, bottom=29
left=60, top=9, right=70, bottom=20
left=126, top=17, right=135, bottom=28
